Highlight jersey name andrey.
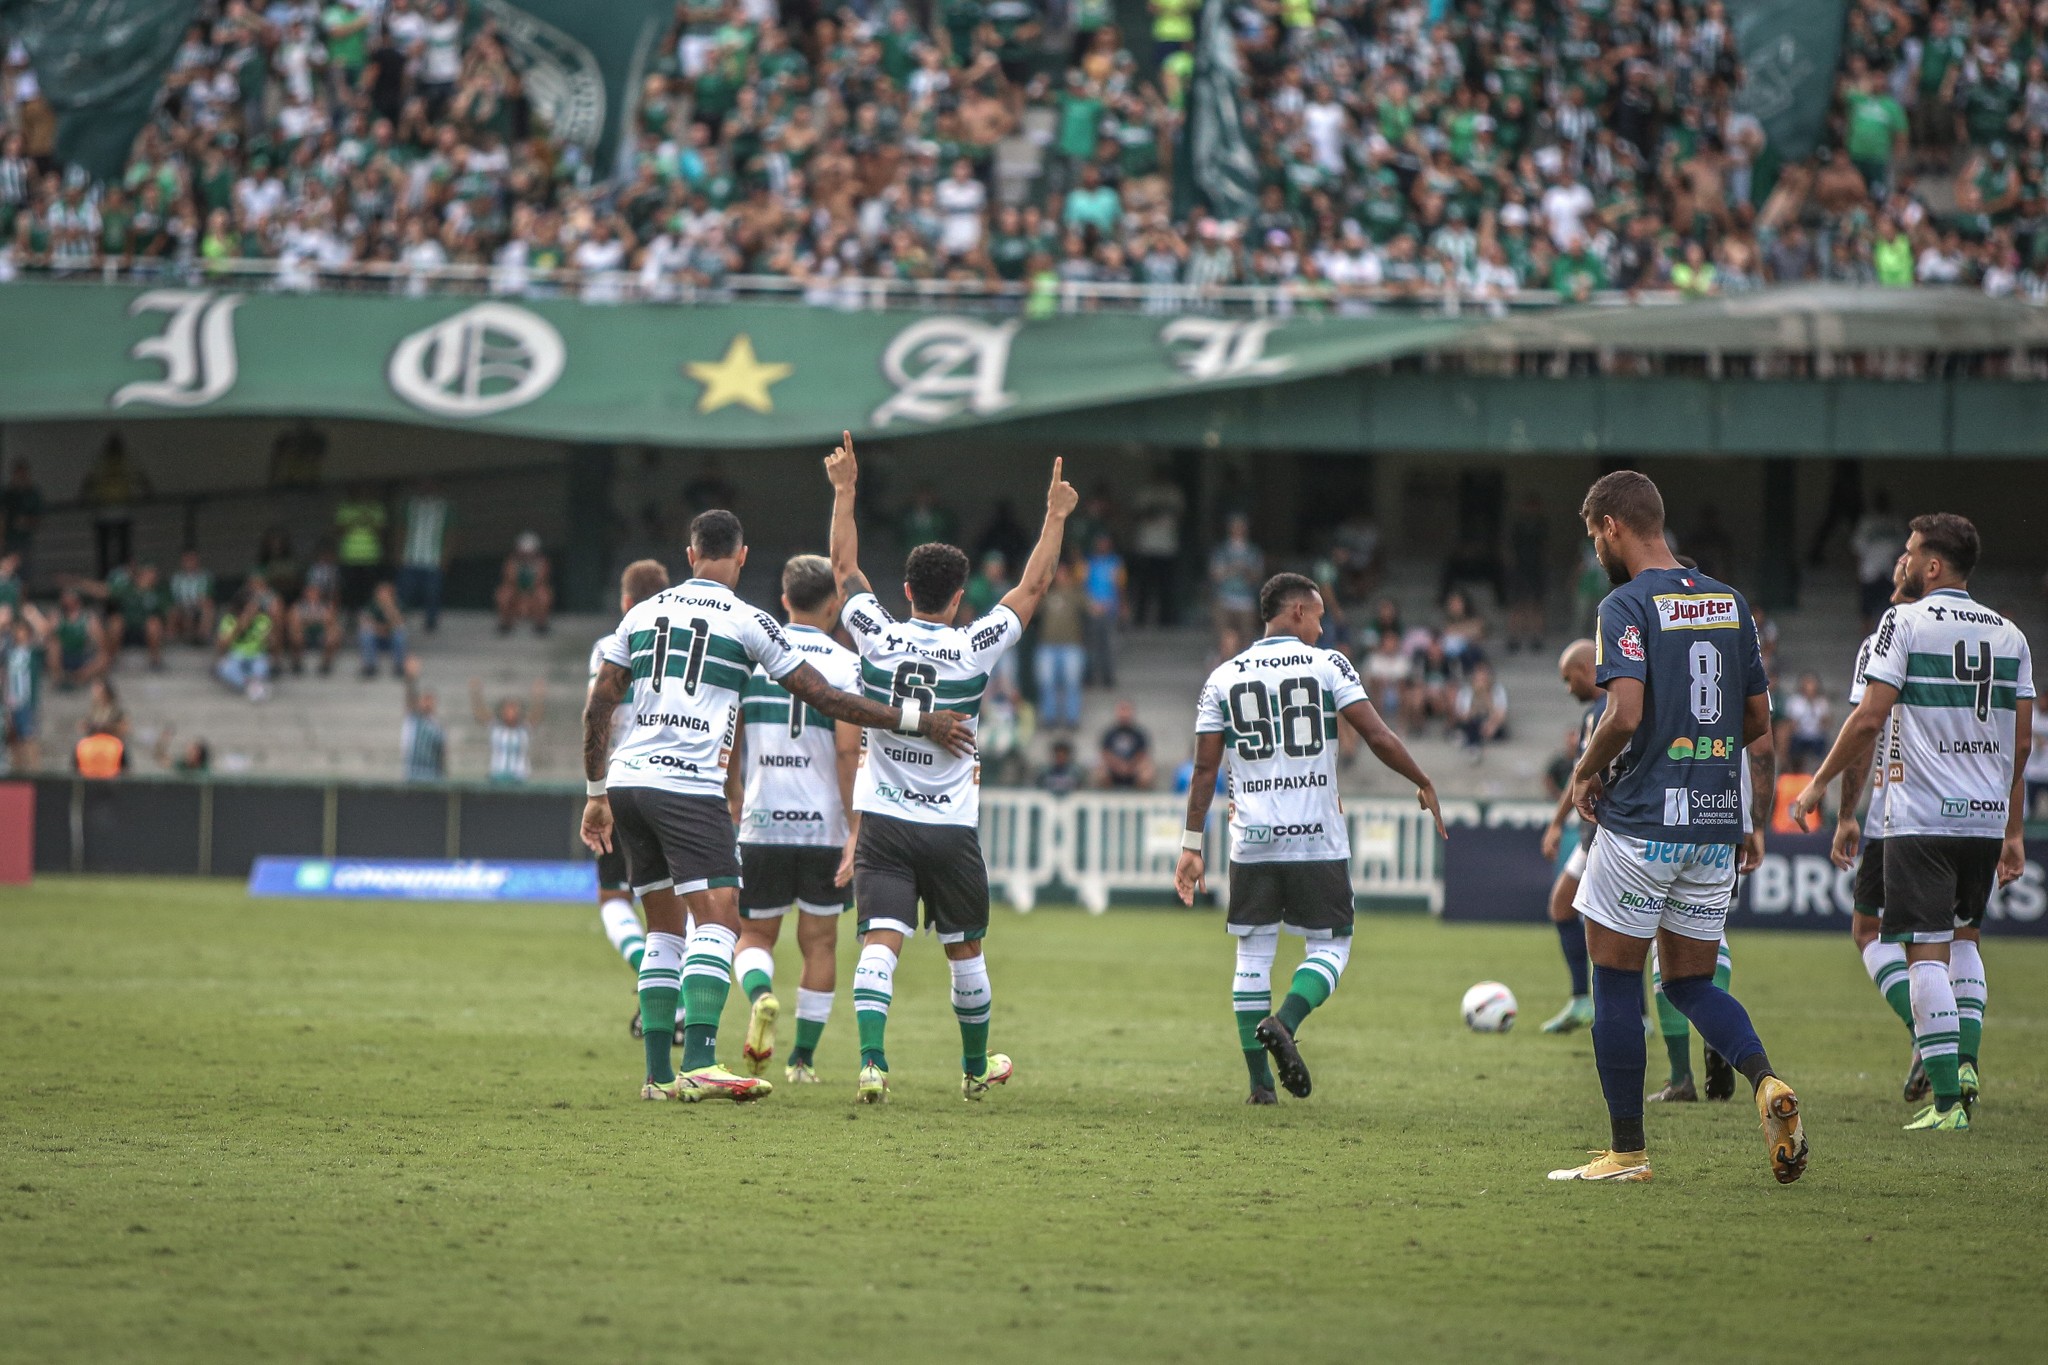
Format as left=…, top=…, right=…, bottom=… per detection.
left=1195, top=635, right=1366, bottom=863
left=740, top=625, right=859, bottom=847
left=597, top=578, right=798, bottom=800
left=1861, top=590, right=2035, bottom=839
left=1592, top=566, right=1768, bottom=843
left=842, top=592, right=1021, bottom=827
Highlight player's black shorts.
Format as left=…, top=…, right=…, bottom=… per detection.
left=596, top=846, right=630, bottom=892
left=852, top=812, right=990, bottom=943
left=1881, top=835, right=2000, bottom=943
left=1226, top=859, right=1355, bottom=939
left=740, top=843, right=849, bottom=917
left=607, top=787, right=740, bottom=897
left=1852, top=836, right=1885, bottom=916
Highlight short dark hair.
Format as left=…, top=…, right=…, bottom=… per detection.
left=1910, top=512, right=1979, bottom=578
left=690, top=509, right=744, bottom=561
left=620, top=558, right=669, bottom=607
left=904, top=542, right=969, bottom=613
left=1580, top=469, right=1664, bottom=537
left=1260, top=572, right=1321, bottom=623
left=782, top=554, right=836, bottom=612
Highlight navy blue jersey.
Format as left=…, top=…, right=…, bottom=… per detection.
left=1592, top=566, right=1768, bottom=843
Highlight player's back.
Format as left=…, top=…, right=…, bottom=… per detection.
left=1195, top=635, right=1364, bottom=864
left=740, top=625, right=858, bottom=844
left=841, top=592, right=1022, bottom=826
left=1592, top=565, right=1765, bottom=842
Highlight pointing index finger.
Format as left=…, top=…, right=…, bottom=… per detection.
left=1051, top=456, right=1062, bottom=484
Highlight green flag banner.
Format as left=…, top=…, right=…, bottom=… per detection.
left=0, top=281, right=1474, bottom=446
left=1175, top=0, right=1261, bottom=222
left=1732, top=0, right=1849, bottom=163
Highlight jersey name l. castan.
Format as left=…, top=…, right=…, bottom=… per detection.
left=1593, top=565, right=1769, bottom=843
left=1195, top=634, right=1366, bottom=863
left=739, top=624, right=859, bottom=847
left=1848, top=628, right=1897, bottom=811
left=842, top=592, right=1022, bottom=827
left=1861, top=588, right=2035, bottom=839
left=597, top=578, right=799, bottom=801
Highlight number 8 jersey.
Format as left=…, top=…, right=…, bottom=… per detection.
left=1195, top=635, right=1366, bottom=863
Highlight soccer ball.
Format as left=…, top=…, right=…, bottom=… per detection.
left=1461, top=981, right=1518, bottom=1033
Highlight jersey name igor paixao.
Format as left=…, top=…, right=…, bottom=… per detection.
left=1593, top=565, right=1769, bottom=843
left=842, top=592, right=1022, bottom=827
left=1195, top=635, right=1366, bottom=863
left=740, top=625, right=859, bottom=847
left=1861, top=589, right=2035, bottom=839
left=596, top=578, right=799, bottom=800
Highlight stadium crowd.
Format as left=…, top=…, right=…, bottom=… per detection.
left=7, top=1, right=2048, bottom=301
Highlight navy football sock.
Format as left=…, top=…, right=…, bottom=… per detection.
left=1555, top=916, right=1590, bottom=997
left=1661, top=974, right=1770, bottom=1083
left=1591, top=964, right=1647, bottom=1152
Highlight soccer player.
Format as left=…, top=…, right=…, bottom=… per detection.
left=582, top=512, right=972, bottom=1102
left=1537, top=639, right=1601, bottom=1034
left=1550, top=471, right=1806, bottom=1185
left=1174, top=573, right=1446, bottom=1105
left=1788, top=551, right=1929, bottom=1102
left=730, top=554, right=864, bottom=1084
left=824, top=432, right=1074, bottom=1104
left=1789, top=514, right=2032, bottom=1131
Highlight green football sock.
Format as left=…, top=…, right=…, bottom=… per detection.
left=856, top=1011, right=888, bottom=1070
left=625, top=943, right=645, bottom=971
left=1662, top=1031, right=1693, bottom=1085
left=789, top=1017, right=825, bottom=1068
left=1243, top=1048, right=1274, bottom=1090
left=854, top=944, right=894, bottom=1070
left=1276, top=943, right=1348, bottom=1034
left=1885, top=979, right=1915, bottom=1031
left=950, top=956, right=992, bottom=1077
left=741, top=969, right=773, bottom=1002
left=678, top=928, right=735, bottom=1072
left=640, top=987, right=678, bottom=1085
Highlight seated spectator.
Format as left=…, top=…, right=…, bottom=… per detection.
left=1095, top=699, right=1156, bottom=790
left=1035, top=738, right=1086, bottom=796
left=167, top=550, right=216, bottom=646
left=1034, top=560, right=1087, bottom=732
left=4, top=605, right=48, bottom=771
left=1783, top=672, right=1831, bottom=774
left=1363, top=629, right=1412, bottom=717
left=471, top=676, right=546, bottom=783
left=1401, top=632, right=1455, bottom=733
left=255, top=528, right=302, bottom=601
left=1440, top=589, right=1488, bottom=673
left=1452, top=661, right=1511, bottom=757
left=287, top=581, right=341, bottom=676
left=496, top=532, right=553, bottom=635
left=1360, top=597, right=1402, bottom=651
left=102, top=561, right=169, bottom=671
left=214, top=584, right=276, bottom=702
left=73, top=724, right=127, bottom=778
left=401, top=658, right=446, bottom=783
left=152, top=726, right=211, bottom=775
left=358, top=581, right=409, bottom=679
left=83, top=677, right=129, bottom=744
left=46, top=589, right=108, bottom=690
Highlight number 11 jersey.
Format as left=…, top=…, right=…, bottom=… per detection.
left=1195, top=635, right=1366, bottom=864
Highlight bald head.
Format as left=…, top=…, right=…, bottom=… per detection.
left=1559, top=638, right=1597, bottom=702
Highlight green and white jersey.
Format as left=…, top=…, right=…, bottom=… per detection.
left=1862, top=590, right=2035, bottom=839
left=1195, top=634, right=1367, bottom=864
left=740, top=624, right=859, bottom=847
left=596, top=578, right=800, bottom=800
left=400, top=495, right=452, bottom=569
left=842, top=591, right=1022, bottom=827
left=1848, top=627, right=1898, bottom=812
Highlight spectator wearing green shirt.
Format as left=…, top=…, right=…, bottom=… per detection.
left=1844, top=72, right=1907, bottom=199
left=168, top=550, right=217, bottom=647
left=1912, top=10, right=1965, bottom=171
left=397, top=481, right=454, bottom=632
left=1149, top=0, right=1197, bottom=66
left=1063, top=163, right=1122, bottom=235
left=334, top=486, right=389, bottom=616
left=1549, top=235, right=1606, bottom=301
left=1873, top=215, right=1915, bottom=287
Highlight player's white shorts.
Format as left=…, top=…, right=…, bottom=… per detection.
left=1573, top=827, right=1737, bottom=942
left=1562, top=842, right=1589, bottom=881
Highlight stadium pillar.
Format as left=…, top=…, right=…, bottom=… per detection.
left=1758, top=458, right=1799, bottom=611
left=563, top=445, right=614, bottom=613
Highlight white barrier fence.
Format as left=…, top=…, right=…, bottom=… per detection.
left=977, top=792, right=1550, bottom=913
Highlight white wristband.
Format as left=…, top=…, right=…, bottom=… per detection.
left=896, top=697, right=924, bottom=735
left=585, top=779, right=607, bottom=798
left=1180, top=829, right=1205, bottom=852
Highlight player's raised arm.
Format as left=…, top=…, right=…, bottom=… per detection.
left=1174, top=728, right=1226, bottom=905
left=779, top=659, right=976, bottom=757
left=997, top=457, right=1079, bottom=629
left=825, top=432, right=871, bottom=600
left=1340, top=699, right=1447, bottom=839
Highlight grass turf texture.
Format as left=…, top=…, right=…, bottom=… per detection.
left=5, top=878, right=2047, bottom=1364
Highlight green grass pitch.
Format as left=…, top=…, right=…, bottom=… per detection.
left=4, top=877, right=2047, bottom=1364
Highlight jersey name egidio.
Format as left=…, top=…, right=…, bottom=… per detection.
left=1195, top=635, right=1366, bottom=863
left=1848, top=628, right=1898, bottom=808
left=597, top=578, right=799, bottom=800
left=1861, top=589, right=2035, bottom=839
left=740, top=625, right=859, bottom=847
left=842, top=592, right=1022, bottom=827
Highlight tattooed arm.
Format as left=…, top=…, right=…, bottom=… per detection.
left=579, top=660, right=630, bottom=853
left=780, top=661, right=975, bottom=757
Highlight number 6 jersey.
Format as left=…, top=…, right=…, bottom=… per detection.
left=1195, top=635, right=1367, bottom=863
left=841, top=591, right=1023, bottom=827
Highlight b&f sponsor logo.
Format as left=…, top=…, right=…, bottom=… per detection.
left=1652, top=593, right=1739, bottom=631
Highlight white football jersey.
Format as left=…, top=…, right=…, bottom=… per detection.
left=739, top=625, right=860, bottom=847
left=1848, top=628, right=1898, bottom=812
left=1861, top=590, right=2035, bottom=839
left=1195, top=634, right=1367, bottom=863
left=841, top=591, right=1022, bottom=827
left=596, top=578, right=799, bottom=800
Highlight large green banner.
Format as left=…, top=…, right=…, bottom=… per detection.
left=0, top=281, right=1471, bottom=446
left=1732, top=0, right=1849, bottom=163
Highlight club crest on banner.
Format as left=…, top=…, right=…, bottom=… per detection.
left=1159, top=317, right=1291, bottom=382
left=111, top=290, right=243, bottom=409
left=387, top=303, right=567, bottom=418
left=871, top=317, right=1019, bottom=427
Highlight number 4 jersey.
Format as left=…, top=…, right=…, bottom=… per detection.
left=841, top=591, right=1023, bottom=827
left=1195, top=635, right=1366, bottom=863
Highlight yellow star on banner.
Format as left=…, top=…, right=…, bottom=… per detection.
left=685, top=334, right=794, bottom=414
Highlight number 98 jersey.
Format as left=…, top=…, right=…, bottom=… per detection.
left=1195, top=635, right=1366, bottom=863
